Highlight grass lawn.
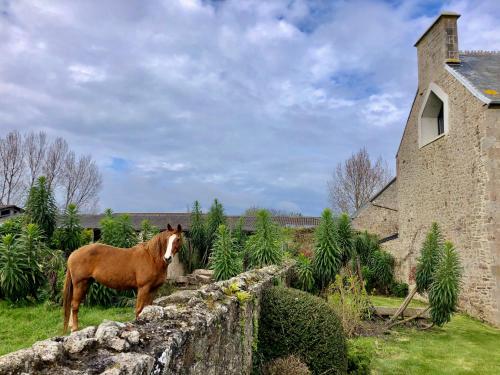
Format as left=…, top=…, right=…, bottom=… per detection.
left=0, top=300, right=134, bottom=356
left=353, top=296, right=500, bottom=374
left=369, top=294, right=428, bottom=308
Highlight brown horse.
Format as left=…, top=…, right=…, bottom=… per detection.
left=63, top=224, right=182, bottom=333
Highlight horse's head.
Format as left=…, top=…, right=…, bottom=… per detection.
left=164, top=223, right=183, bottom=264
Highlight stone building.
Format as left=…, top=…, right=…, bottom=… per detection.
left=353, top=12, right=500, bottom=326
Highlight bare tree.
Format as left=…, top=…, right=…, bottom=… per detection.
left=0, top=130, right=102, bottom=210
left=244, top=206, right=303, bottom=217
left=328, top=147, right=391, bottom=215
left=24, top=131, right=47, bottom=189
left=0, top=131, right=25, bottom=204
left=43, top=137, right=68, bottom=190
left=61, top=151, right=102, bottom=211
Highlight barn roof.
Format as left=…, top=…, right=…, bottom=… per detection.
left=446, top=52, right=500, bottom=105
left=0, top=205, right=23, bottom=211
left=78, top=213, right=320, bottom=232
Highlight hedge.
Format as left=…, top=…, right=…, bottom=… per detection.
left=259, top=286, right=348, bottom=375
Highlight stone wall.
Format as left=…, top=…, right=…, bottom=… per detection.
left=352, top=178, right=398, bottom=240
left=0, top=263, right=294, bottom=375
left=396, top=16, right=499, bottom=325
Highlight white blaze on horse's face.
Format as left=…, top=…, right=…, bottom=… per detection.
left=164, top=234, right=177, bottom=264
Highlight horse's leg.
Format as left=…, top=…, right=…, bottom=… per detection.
left=135, top=285, right=151, bottom=319
left=144, top=286, right=159, bottom=307
left=71, top=279, right=89, bottom=332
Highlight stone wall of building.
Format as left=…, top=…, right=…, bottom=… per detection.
left=397, top=31, right=499, bottom=324
left=483, top=107, right=500, bottom=325
left=352, top=179, right=398, bottom=240
left=0, top=263, right=294, bottom=375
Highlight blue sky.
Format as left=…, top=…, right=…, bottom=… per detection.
left=1, top=0, right=499, bottom=215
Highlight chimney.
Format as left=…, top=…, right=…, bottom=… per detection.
left=414, top=12, right=460, bottom=89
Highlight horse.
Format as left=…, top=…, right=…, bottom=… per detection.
left=63, top=223, right=182, bottom=333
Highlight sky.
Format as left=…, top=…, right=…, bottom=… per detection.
left=1, top=0, right=499, bottom=215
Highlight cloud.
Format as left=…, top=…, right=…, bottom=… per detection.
left=68, top=64, right=106, bottom=83
left=362, top=93, right=407, bottom=127
left=0, top=0, right=499, bottom=215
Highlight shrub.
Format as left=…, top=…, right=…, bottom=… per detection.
left=43, top=249, right=66, bottom=303
left=80, top=228, right=94, bottom=245
left=264, top=355, right=311, bottom=375
left=25, top=176, right=58, bottom=238
left=85, top=282, right=119, bottom=307
left=428, top=241, right=462, bottom=326
left=209, top=224, right=242, bottom=281
left=18, top=223, right=48, bottom=298
left=327, top=272, right=372, bottom=338
left=336, top=213, right=353, bottom=265
left=232, top=216, right=247, bottom=252
left=138, top=219, right=159, bottom=242
left=0, top=215, right=24, bottom=237
left=52, top=203, right=83, bottom=257
left=99, top=210, right=137, bottom=248
left=416, top=222, right=443, bottom=294
left=259, top=286, right=347, bottom=375
left=352, top=231, right=379, bottom=267
left=246, top=210, right=283, bottom=268
left=179, top=236, right=200, bottom=274
left=389, top=281, right=409, bottom=298
left=204, top=199, right=226, bottom=263
left=368, top=250, right=395, bottom=294
left=294, top=254, right=315, bottom=292
left=313, top=209, right=342, bottom=290
left=0, top=234, right=31, bottom=302
left=189, top=200, right=206, bottom=266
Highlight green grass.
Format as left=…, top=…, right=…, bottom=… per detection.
left=354, top=296, right=500, bottom=374
left=369, top=294, right=428, bottom=308
left=0, top=300, right=134, bottom=356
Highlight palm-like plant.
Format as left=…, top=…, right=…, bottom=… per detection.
left=428, top=241, right=462, bottom=326
left=295, top=254, right=315, bottom=292
left=25, top=176, right=58, bottom=238
left=0, top=234, right=30, bottom=302
left=204, top=199, right=226, bottom=264
left=18, top=223, right=48, bottom=298
left=53, top=203, right=83, bottom=257
left=209, top=224, right=242, bottom=281
left=232, top=216, right=247, bottom=252
left=100, top=211, right=137, bottom=248
left=336, top=213, right=353, bottom=266
left=44, top=249, right=66, bottom=303
left=246, top=210, right=283, bottom=268
left=370, top=250, right=395, bottom=294
left=416, top=222, right=443, bottom=293
left=312, top=209, right=342, bottom=290
left=351, top=231, right=379, bottom=283
left=190, top=200, right=206, bottom=261
left=0, top=215, right=24, bottom=237
left=139, top=219, right=159, bottom=242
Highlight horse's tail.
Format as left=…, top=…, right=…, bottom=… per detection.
left=63, top=269, right=73, bottom=333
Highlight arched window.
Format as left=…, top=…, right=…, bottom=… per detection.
left=418, top=83, right=449, bottom=147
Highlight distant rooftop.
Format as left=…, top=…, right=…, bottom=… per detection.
left=446, top=52, right=500, bottom=105
left=78, top=212, right=320, bottom=232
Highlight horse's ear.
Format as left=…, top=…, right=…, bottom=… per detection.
left=167, top=223, right=173, bottom=231
left=177, top=224, right=182, bottom=233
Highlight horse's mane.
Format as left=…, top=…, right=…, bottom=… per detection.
left=144, top=230, right=170, bottom=261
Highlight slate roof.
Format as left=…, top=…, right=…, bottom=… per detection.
left=446, top=52, right=500, bottom=105
left=0, top=204, right=23, bottom=211
left=351, top=177, right=397, bottom=220
left=78, top=213, right=320, bottom=232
